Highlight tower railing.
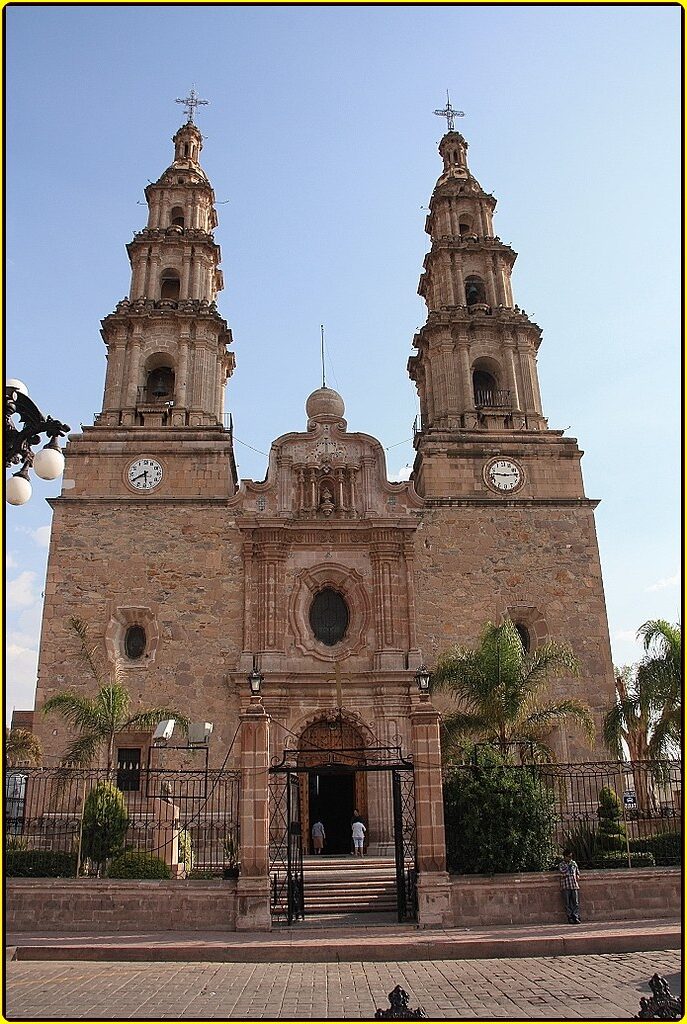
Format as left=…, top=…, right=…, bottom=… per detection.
left=474, top=388, right=511, bottom=409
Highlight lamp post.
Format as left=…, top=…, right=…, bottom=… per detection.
left=4, top=380, right=70, bottom=505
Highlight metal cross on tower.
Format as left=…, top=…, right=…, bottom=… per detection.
left=176, top=87, right=209, bottom=124
left=433, top=90, right=464, bottom=132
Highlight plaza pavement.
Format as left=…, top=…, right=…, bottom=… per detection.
left=5, top=916, right=682, bottom=1020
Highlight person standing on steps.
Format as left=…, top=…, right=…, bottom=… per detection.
left=350, top=808, right=363, bottom=855
left=311, top=818, right=325, bottom=855
left=351, top=816, right=366, bottom=857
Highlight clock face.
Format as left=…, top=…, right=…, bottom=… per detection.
left=485, top=458, right=523, bottom=493
left=127, top=457, right=163, bottom=491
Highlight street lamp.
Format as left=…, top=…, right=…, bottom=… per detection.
left=248, top=668, right=264, bottom=697
left=415, top=665, right=431, bottom=696
left=5, top=380, right=70, bottom=505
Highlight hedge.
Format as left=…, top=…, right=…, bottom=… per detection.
left=107, top=851, right=172, bottom=879
left=5, top=850, right=77, bottom=877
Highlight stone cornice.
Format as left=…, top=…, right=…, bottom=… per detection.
left=423, top=497, right=600, bottom=509
left=129, top=226, right=216, bottom=246
left=101, top=298, right=230, bottom=330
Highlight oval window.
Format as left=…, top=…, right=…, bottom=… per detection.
left=309, top=588, right=349, bottom=646
left=124, top=625, right=147, bottom=660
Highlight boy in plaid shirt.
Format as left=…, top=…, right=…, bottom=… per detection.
left=559, top=848, right=581, bottom=924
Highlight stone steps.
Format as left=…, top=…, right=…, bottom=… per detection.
left=275, top=856, right=401, bottom=915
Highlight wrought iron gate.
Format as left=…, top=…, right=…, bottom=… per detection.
left=392, top=768, right=417, bottom=922
left=269, top=770, right=305, bottom=924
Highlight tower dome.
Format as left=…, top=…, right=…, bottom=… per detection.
left=305, top=387, right=345, bottom=423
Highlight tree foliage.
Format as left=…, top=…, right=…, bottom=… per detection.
left=603, top=620, right=681, bottom=763
left=81, top=780, right=130, bottom=875
left=433, top=618, right=594, bottom=762
left=43, top=617, right=190, bottom=769
left=443, top=747, right=556, bottom=874
left=5, top=727, right=42, bottom=767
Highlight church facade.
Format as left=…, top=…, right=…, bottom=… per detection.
left=31, top=106, right=616, bottom=923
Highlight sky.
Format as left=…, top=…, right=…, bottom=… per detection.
left=4, top=4, right=682, bottom=724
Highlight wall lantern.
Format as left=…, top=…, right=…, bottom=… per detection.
left=248, top=668, right=264, bottom=697
left=415, top=665, right=431, bottom=695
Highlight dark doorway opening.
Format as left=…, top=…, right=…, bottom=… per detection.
left=308, top=770, right=354, bottom=855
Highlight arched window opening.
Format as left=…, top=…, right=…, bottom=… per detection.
left=183, top=143, right=189, bottom=157
left=459, top=219, right=473, bottom=237
left=309, top=588, right=349, bottom=646
left=170, top=206, right=185, bottom=228
left=124, top=625, right=147, bottom=660
left=160, top=269, right=180, bottom=301
left=473, top=369, right=498, bottom=407
left=465, top=275, right=487, bottom=307
left=515, top=623, right=531, bottom=653
left=146, top=366, right=175, bottom=401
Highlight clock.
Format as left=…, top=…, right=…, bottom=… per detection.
left=126, top=457, right=163, bottom=491
left=484, top=458, right=523, bottom=493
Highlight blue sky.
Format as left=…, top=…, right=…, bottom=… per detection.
left=5, top=4, right=681, bottom=723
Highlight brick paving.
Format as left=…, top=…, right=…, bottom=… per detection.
left=5, top=950, right=681, bottom=1020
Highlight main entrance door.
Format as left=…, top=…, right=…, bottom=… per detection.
left=297, top=718, right=368, bottom=856
left=308, top=770, right=354, bottom=854
left=269, top=724, right=417, bottom=924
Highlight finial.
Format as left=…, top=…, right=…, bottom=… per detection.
left=176, top=86, right=209, bottom=124
left=433, top=90, right=464, bottom=133
left=320, top=325, right=326, bottom=389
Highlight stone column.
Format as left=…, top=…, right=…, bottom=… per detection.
left=410, top=699, right=451, bottom=927
left=503, top=337, right=520, bottom=409
left=102, top=335, right=126, bottom=415
left=181, top=250, right=192, bottom=300
left=124, top=334, right=143, bottom=410
left=457, top=338, right=473, bottom=416
left=151, top=797, right=181, bottom=877
left=442, top=251, right=455, bottom=305
left=493, top=254, right=506, bottom=305
left=453, top=254, right=466, bottom=306
left=236, top=700, right=271, bottom=931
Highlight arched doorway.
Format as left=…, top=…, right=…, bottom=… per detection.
left=298, top=717, right=367, bottom=856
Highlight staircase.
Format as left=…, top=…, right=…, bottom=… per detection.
left=301, top=855, right=398, bottom=915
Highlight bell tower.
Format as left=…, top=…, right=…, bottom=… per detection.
left=99, top=108, right=234, bottom=432
left=59, top=94, right=238, bottom=500
left=407, top=102, right=616, bottom=760
left=408, top=107, right=582, bottom=501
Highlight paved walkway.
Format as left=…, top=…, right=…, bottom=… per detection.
left=7, top=917, right=681, bottom=963
left=5, top=950, right=682, bottom=1019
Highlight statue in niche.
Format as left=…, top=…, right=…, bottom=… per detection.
left=319, top=486, right=335, bottom=517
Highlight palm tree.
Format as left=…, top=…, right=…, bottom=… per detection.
left=5, top=727, right=42, bottom=767
left=603, top=620, right=681, bottom=762
left=42, top=617, right=190, bottom=770
left=432, top=617, right=595, bottom=763
left=637, top=619, right=681, bottom=759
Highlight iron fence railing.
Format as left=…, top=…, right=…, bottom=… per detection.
left=5, top=766, right=240, bottom=876
left=445, top=759, right=681, bottom=868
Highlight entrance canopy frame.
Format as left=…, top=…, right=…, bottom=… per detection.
left=270, top=743, right=413, bottom=773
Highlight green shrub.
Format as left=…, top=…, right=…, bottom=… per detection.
left=178, top=829, right=193, bottom=873
left=187, top=868, right=223, bottom=880
left=443, top=749, right=555, bottom=874
left=81, top=781, right=129, bottom=875
left=591, top=850, right=655, bottom=869
left=596, top=787, right=627, bottom=852
left=5, top=833, right=27, bottom=852
left=107, top=851, right=171, bottom=879
left=5, top=850, right=77, bottom=877
left=630, top=832, right=681, bottom=866
left=563, top=820, right=601, bottom=868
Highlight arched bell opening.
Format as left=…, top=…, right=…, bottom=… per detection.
left=160, top=268, right=180, bottom=301
left=465, top=274, right=487, bottom=307
left=145, top=365, right=175, bottom=404
left=298, top=718, right=368, bottom=856
left=170, top=206, right=185, bottom=228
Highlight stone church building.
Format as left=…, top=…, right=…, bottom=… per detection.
left=29, top=105, right=615, bottom=925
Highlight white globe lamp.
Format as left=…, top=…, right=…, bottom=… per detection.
left=6, top=472, right=32, bottom=506
left=33, top=442, right=65, bottom=481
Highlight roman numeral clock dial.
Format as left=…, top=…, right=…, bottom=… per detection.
left=484, top=458, right=524, bottom=493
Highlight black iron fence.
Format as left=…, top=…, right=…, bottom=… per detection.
left=444, top=759, right=681, bottom=870
left=5, top=766, right=241, bottom=877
